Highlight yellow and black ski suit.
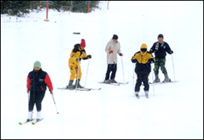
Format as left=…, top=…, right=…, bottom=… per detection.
left=69, top=44, right=90, bottom=81
left=131, top=44, right=155, bottom=92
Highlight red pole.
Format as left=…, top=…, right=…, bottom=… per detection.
left=44, top=1, right=49, bottom=21
left=88, top=1, right=90, bottom=13
left=46, top=1, right=48, bottom=20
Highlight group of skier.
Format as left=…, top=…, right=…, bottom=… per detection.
left=25, top=33, right=173, bottom=121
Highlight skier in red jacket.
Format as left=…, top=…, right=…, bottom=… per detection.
left=27, top=61, right=53, bottom=121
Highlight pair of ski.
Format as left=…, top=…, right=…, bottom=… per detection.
left=58, top=82, right=129, bottom=91
left=58, top=87, right=101, bottom=91
left=19, top=118, right=43, bottom=125
left=99, top=81, right=129, bottom=86
left=149, top=80, right=178, bottom=85
left=135, top=94, right=149, bottom=99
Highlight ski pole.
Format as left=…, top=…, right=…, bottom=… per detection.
left=51, top=94, right=59, bottom=114
left=84, top=59, right=90, bottom=87
left=121, top=56, right=125, bottom=83
left=151, top=64, right=155, bottom=96
left=75, top=61, right=81, bottom=91
left=132, top=65, right=135, bottom=86
left=28, top=93, right=30, bottom=104
left=171, top=55, right=176, bottom=81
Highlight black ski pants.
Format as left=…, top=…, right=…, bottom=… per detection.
left=28, top=90, right=45, bottom=112
left=135, top=72, right=149, bottom=92
left=105, top=64, right=117, bottom=80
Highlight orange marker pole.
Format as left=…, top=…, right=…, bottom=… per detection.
left=88, top=1, right=90, bottom=13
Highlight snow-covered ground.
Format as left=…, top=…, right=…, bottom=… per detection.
left=1, top=1, right=203, bottom=139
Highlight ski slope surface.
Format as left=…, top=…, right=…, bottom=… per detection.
left=1, top=1, right=203, bottom=139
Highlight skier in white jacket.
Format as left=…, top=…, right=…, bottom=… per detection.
left=104, top=34, right=123, bottom=83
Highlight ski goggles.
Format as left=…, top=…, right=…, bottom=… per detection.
left=141, top=48, right=147, bottom=52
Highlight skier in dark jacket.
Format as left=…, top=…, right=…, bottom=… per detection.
left=149, top=34, right=173, bottom=83
left=27, top=61, right=53, bottom=121
left=131, top=43, right=154, bottom=98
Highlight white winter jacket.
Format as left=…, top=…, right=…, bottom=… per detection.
left=105, top=39, right=121, bottom=64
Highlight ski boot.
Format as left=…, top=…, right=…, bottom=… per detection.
left=163, top=74, right=171, bottom=83
left=75, top=79, right=84, bottom=88
left=66, top=80, right=75, bottom=89
left=153, top=75, right=160, bottom=83
left=145, top=91, right=149, bottom=98
left=27, top=111, right=33, bottom=122
left=109, top=79, right=117, bottom=83
left=135, top=92, right=139, bottom=98
left=104, top=79, right=111, bottom=84
left=36, top=111, right=41, bottom=121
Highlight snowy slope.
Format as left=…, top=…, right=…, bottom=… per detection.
left=1, top=1, right=203, bottom=139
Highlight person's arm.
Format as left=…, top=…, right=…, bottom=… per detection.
left=44, top=73, right=53, bottom=93
left=82, top=50, right=91, bottom=60
left=27, top=74, right=31, bottom=93
left=149, top=43, right=156, bottom=54
left=165, top=42, right=173, bottom=54
left=105, top=41, right=112, bottom=53
left=117, top=42, right=123, bottom=56
left=148, top=54, right=155, bottom=64
left=131, top=53, right=138, bottom=63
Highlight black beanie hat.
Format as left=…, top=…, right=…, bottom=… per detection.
left=112, top=34, right=118, bottom=40
left=158, top=34, right=164, bottom=38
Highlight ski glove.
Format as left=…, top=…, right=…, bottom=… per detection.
left=120, top=53, right=123, bottom=56
left=76, top=58, right=81, bottom=62
left=50, top=90, right=53, bottom=94
left=87, top=55, right=92, bottom=59
left=131, top=59, right=137, bottom=63
left=27, top=88, right=30, bottom=93
left=109, top=50, right=113, bottom=54
left=170, top=50, right=173, bottom=54
left=148, top=58, right=155, bottom=64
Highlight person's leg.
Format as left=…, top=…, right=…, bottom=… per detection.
left=35, top=91, right=45, bottom=112
left=75, top=65, right=83, bottom=88
left=28, top=91, right=35, bottom=112
left=105, top=64, right=112, bottom=81
left=135, top=73, right=142, bottom=92
left=110, top=64, right=117, bottom=82
left=160, top=58, right=171, bottom=82
left=27, top=91, right=35, bottom=120
left=143, top=73, right=150, bottom=97
left=35, top=91, right=46, bottom=120
left=67, top=64, right=77, bottom=89
left=153, top=58, right=160, bottom=82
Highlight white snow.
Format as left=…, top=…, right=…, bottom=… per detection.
left=1, top=1, right=203, bottom=139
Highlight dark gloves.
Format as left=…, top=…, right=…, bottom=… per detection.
left=131, top=59, right=137, bottom=63
left=170, top=50, right=173, bottom=54
left=119, top=53, right=123, bottom=56
left=76, top=58, right=81, bottom=62
left=149, top=58, right=155, bottom=64
left=50, top=90, right=53, bottom=94
left=87, top=55, right=92, bottom=59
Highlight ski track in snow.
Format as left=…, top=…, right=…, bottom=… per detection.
left=1, top=1, right=203, bottom=139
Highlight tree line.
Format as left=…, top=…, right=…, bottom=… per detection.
left=1, top=1, right=100, bottom=16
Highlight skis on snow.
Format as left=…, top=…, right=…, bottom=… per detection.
left=19, top=118, right=43, bottom=125
left=149, top=81, right=178, bottom=85
left=99, top=81, right=129, bottom=86
left=31, top=118, right=44, bottom=125
left=57, top=87, right=101, bottom=91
